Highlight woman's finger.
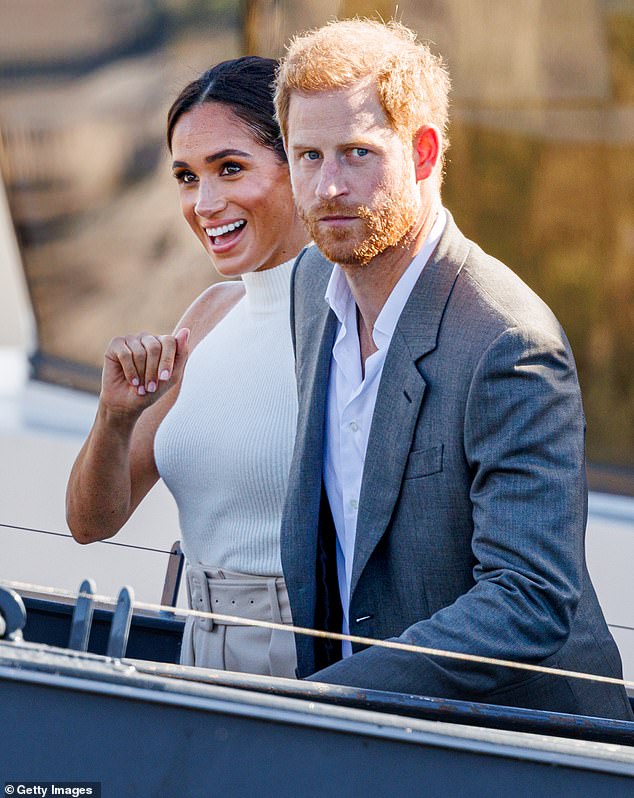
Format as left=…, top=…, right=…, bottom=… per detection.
left=171, top=328, right=190, bottom=381
left=139, top=333, right=163, bottom=393
left=106, top=336, right=141, bottom=387
left=125, top=334, right=149, bottom=394
left=157, top=335, right=178, bottom=382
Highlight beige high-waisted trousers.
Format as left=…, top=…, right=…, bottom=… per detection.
left=180, top=565, right=297, bottom=679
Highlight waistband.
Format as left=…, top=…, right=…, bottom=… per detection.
left=185, top=564, right=293, bottom=633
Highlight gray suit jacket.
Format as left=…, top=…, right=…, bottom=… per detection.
left=281, top=212, right=633, bottom=720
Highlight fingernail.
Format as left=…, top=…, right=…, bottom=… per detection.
left=137, top=385, right=146, bottom=396
left=159, top=370, right=170, bottom=381
left=131, top=378, right=139, bottom=387
left=147, top=381, right=157, bottom=393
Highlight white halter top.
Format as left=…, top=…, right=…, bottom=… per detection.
left=154, top=258, right=297, bottom=575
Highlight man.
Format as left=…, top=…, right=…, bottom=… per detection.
left=274, top=19, right=633, bottom=719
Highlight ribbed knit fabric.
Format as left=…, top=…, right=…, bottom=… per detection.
left=154, top=258, right=297, bottom=576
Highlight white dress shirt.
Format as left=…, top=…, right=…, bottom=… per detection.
left=323, top=208, right=447, bottom=656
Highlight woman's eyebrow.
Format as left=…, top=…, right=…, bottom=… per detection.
left=171, top=149, right=252, bottom=170
left=206, top=148, right=252, bottom=163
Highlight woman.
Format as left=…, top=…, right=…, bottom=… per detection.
left=66, top=57, right=309, bottom=677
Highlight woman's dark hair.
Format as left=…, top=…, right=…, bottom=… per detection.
left=167, top=56, right=285, bottom=161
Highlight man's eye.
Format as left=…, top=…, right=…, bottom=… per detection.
left=220, top=162, right=242, bottom=176
left=352, top=147, right=369, bottom=157
left=174, top=170, right=197, bottom=184
left=302, top=151, right=321, bottom=161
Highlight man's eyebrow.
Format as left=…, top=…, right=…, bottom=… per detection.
left=171, top=149, right=252, bottom=169
left=289, top=137, right=379, bottom=151
left=288, top=144, right=319, bottom=155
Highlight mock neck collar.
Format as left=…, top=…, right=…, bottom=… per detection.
left=241, top=258, right=293, bottom=313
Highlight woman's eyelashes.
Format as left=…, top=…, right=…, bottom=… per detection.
left=173, top=161, right=243, bottom=184
left=173, top=168, right=197, bottom=184
left=219, top=161, right=242, bottom=176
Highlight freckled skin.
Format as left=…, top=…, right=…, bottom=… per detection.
left=172, top=103, right=307, bottom=277
left=286, top=80, right=442, bottom=359
left=286, top=83, right=426, bottom=270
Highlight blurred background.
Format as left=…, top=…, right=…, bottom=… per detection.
left=1, top=0, right=632, bottom=490
left=0, top=2, right=633, bottom=667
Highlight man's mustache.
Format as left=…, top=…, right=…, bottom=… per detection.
left=304, top=202, right=363, bottom=218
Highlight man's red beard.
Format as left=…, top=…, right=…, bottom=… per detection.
left=299, top=192, right=420, bottom=266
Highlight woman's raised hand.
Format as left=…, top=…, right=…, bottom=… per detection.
left=101, top=328, right=190, bottom=416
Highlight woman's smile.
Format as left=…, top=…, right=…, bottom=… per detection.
left=205, top=218, right=247, bottom=251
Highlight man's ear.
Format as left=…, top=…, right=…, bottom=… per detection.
left=413, top=125, right=441, bottom=181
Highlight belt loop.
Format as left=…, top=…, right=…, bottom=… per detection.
left=187, top=565, right=214, bottom=632
left=267, top=580, right=283, bottom=625
left=267, top=578, right=287, bottom=676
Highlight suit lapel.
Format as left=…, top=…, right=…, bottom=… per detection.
left=350, top=214, right=471, bottom=598
left=282, top=250, right=337, bottom=639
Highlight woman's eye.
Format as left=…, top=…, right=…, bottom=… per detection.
left=302, top=151, right=321, bottom=161
left=174, top=170, right=197, bottom=184
left=351, top=147, right=369, bottom=157
left=220, top=162, right=242, bottom=176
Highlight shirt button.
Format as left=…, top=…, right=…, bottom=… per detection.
left=349, top=421, right=359, bottom=432
left=350, top=498, right=359, bottom=510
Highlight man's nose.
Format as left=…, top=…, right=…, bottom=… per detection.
left=315, top=159, right=348, bottom=200
left=194, top=180, right=227, bottom=218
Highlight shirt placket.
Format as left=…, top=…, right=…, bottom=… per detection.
left=333, top=313, right=363, bottom=610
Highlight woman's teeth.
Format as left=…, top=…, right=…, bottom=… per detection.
left=207, top=219, right=246, bottom=239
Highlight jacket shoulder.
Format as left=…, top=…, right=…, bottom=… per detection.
left=291, top=244, right=334, bottom=304
left=288, top=245, right=334, bottom=358
left=456, top=243, right=566, bottom=341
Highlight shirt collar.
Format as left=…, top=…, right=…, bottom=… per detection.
left=324, top=207, right=447, bottom=347
left=324, top=264, right=350, bottom=326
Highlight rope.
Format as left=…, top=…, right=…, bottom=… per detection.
left=0, top=522, right=177, bottom=556
left=3, top=577, right=634, bottom=691
left=3, top=522, right=633, bottom=639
